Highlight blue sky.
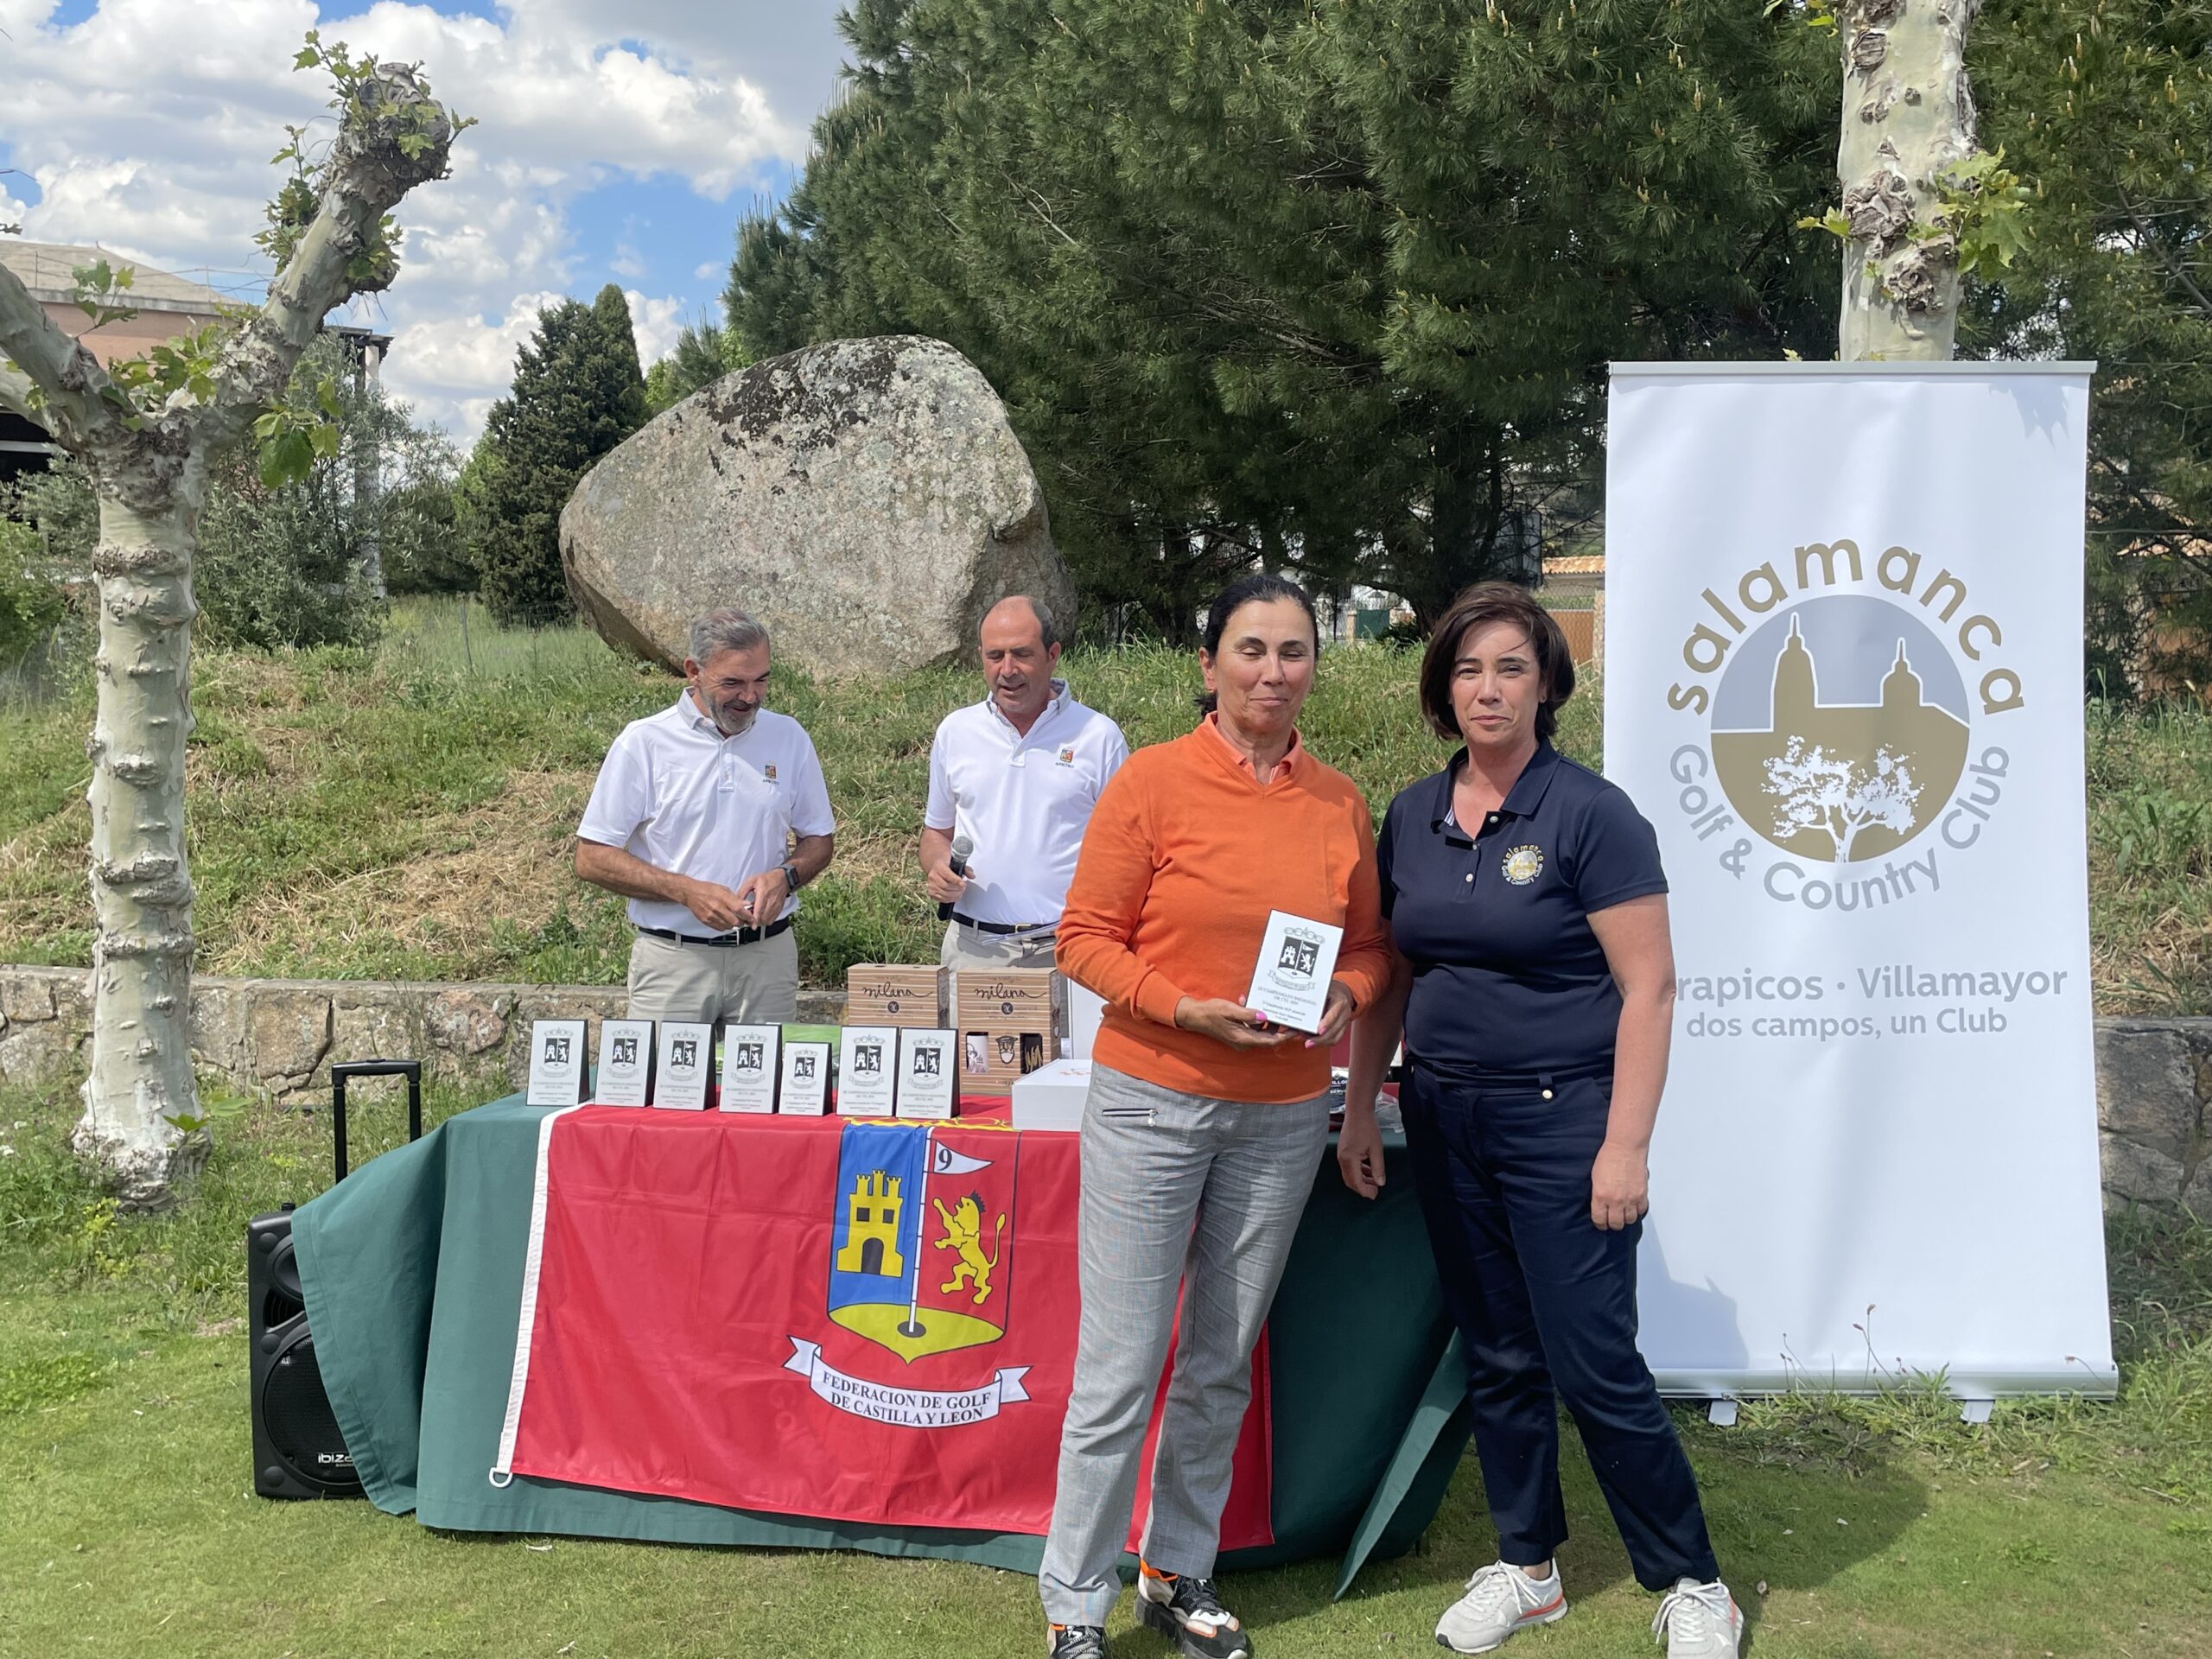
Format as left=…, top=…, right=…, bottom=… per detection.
left=0, top=0, right=846, bottom=435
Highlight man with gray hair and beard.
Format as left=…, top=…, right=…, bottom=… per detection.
left=575, top=608, right=836, bottom=1023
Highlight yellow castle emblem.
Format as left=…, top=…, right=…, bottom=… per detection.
left=835, top=1171, right=905, bottom=1278
left=828, top=1159, right=1015, bottom=1363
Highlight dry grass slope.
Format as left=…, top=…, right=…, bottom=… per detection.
left=1, top=598, right=2208, bottom=1010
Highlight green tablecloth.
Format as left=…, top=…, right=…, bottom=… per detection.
left=292, top=1096, right=1470, bottom=1588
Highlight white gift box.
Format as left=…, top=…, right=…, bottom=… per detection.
left=1244, top=909, right=1344, bottom=1034
left=1010, top=1058, right=1090, bottom=1133
left=717, top=1024, right=780, bottom=1113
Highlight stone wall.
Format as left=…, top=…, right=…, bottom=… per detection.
left=0, top=965, right=842, bottom=1103
left=2, top=963, right=2204, bottom=1212
left=2093, top=1020, right=2211, bottom=1213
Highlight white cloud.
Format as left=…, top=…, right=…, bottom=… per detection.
left=377, top=287, right=563, bottom=438
left=623, top=290, right=686, bottom=367
left=0, top=0, right=841, bottom=442
left=691, top=260, right=719, bottom=282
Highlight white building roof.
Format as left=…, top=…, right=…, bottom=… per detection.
left=0, top=238, right=246, bottom=315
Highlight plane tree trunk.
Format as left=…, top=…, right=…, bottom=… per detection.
left=1834, top=0, right=1982, bottom=359
left=0, top=59, right=459, bottom=1206
left=76, top=492, right=207, bottom=1205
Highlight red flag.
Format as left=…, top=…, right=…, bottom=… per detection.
left=493, top=1108, right=1273, bottom=1543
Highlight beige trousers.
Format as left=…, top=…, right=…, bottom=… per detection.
left=938, top=918, right=1059, bottom=975
left=625, top=928, right=800, bottom=1026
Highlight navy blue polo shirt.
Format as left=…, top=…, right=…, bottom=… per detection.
left=1377, top=742, right=1668, bottom=1074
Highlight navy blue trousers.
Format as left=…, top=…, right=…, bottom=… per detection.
left=1401, top=1064, right=1719, bottom=1591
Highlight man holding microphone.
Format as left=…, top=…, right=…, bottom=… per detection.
left=576, top=608, right=836, bottom=1023
left=921, top=596, right=1128, bottom=971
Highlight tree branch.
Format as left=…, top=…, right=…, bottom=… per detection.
left=0, top=261, right=121, bottom=448
left=200, top=62, right=458, bottom=451
left=0, top=356, right=42, bottom=425
left=2115, top=183, right=2212, bottom=323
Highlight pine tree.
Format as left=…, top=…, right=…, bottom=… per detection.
left=1967, top=0, right=2212, bottom=691
left=591, top=284, right=651, bottom=436
left=729, top=0, right=1836, bottom=633
left=463, top=284, right=648, bottom=625
left=645, top=321, right=743, bottom=414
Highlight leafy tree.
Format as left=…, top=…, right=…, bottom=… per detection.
left=196, top=335, right=464, bottom=647
left=0, top=35, right=463, bottom=1204
left=729, top=0, right=1837, bottom=633
left=461, top=283, right=648, bottom=624
left=644, top=320, right=743, bottom=414
left=4, top=457, right=99, bottom=573
left=0, top=516, right=67, bottom=667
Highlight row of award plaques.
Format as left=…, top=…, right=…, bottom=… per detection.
left=523, top=1017, right=962, bottom=1118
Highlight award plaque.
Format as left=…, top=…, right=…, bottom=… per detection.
left=1244, top=910, right=1344, bottom=1034
left=652, top=1020, right=714, bottom=1111
left=895, top=1027, right=957, bottom=1120
left=525, top=1019, right=588, bottom=1108
left=836, top=1026, right=899, bottom=1117
left=779, top=1041, right=832, bottom=1115
left=592, top=1019, right=654, bottom=1107
left=718, top=1023, right=779, bottom=1113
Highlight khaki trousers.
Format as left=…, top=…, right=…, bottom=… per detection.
left=938, top=918, right=1058, bottom=975
left=624, top=928, right=799, bottom=1026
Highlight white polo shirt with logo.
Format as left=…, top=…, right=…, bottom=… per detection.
left=578, top=692, right=836, bottom=935
left=924, top=682, right=1128, bottom=927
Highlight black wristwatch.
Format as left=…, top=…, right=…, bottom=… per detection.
left=779, top=860, right=803, bottom=893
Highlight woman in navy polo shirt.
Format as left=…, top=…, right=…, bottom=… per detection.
left=1338, top=583, right=1742, bottom=1659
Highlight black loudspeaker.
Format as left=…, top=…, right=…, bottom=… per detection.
left=249, top=1205, right=359, bottom=1497
left=249, top=1059, right=423, bottom=1500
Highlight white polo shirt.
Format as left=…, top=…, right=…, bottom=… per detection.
left=578, top=692, right=836, bottom=935
left=924, top=682, right=1128, bottom=927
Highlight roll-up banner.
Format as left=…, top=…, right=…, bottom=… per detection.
left=1604, top=363, right=2114, bottom=1401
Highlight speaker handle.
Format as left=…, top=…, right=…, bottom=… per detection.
left=330, top=1059, right=423, bottom=1184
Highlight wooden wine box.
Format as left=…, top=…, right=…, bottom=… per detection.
left=844, top=963, right=950, bottom=1029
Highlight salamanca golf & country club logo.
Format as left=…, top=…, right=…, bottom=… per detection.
left=1663, top=538, right=2023, bottom=912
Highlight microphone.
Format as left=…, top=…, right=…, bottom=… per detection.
left=938, top=834, right=974, bottom=922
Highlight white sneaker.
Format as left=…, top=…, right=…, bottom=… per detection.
left=1652, top=1577, right=1742, bottom=1658
left=1433, top=1560, right=1567, bottom=1654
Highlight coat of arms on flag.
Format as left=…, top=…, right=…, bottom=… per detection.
left=824, top=1122, right=1016, bottom=1361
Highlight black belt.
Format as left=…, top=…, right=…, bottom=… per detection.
left=636, top=916, right=793, bottom=948
left=1405, top=1053, right=1613, bottom=1091
left=950, top=912, right=1057, bottom=938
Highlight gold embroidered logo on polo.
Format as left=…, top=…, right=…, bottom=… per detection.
left=1501, top=845, right=1545, bottom=886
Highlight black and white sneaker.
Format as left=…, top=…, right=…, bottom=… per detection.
left=1047, top=1624, right=1107, bottom=1658
left=1137, top=1561, right=1253, bottom=1659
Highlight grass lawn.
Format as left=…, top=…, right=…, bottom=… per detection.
left=3, top=597, right=2209, bottom=1010
left=1, top=1075, right=2208, bottom=1659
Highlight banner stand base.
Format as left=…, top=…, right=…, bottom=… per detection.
left=1697, top=1395, right=2012, bottom=1426
left=1656, top=1366, right=2116, bottom=1401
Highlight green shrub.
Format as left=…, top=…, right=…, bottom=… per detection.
left=0, top=518, right=67, bottom=667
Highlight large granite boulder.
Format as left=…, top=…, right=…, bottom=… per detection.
left=561, top=336, right=1074, bottom=677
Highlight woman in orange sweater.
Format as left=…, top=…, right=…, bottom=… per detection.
left=1037, top=574, right=1391, bottom=1659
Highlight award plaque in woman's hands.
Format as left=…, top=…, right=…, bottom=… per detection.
left=1244, top=910, right=1344, bottom=1033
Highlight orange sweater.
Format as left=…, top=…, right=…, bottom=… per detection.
left=1056, top=725, right=1392, bottom=1103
